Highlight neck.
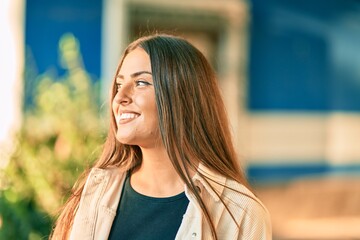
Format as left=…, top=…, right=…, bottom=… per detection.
left=130, top=145, right=185, bottom=197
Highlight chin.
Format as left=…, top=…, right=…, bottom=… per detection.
left=115, top=135, right=135, bottom=145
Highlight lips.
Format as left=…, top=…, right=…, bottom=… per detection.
left=117, top=111, right=140, bottom=124
left=120, top=113, right=139, bottom=120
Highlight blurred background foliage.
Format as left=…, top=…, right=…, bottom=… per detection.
left=0, top=33, right=106, bottom=239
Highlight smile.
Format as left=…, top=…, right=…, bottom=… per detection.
left=120, top=113, right=140, bottom=120
left=118, top=112, right=140, bottom=124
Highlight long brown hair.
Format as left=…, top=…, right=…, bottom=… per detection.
left=51, top=34, right=249, bottom=239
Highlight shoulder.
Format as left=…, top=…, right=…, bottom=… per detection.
left=194, top=164, right=272, bottom=238
left=223, top=179, right=272, bottom=239
left=195, top=164, right=268, bottom=213
left=71, top=167, right=128, bottom=239
left=82, top=167, right=127, bottom=196
left=87, top=167, right=126, bottom=182
left=224, top=179, right=270, bottom=220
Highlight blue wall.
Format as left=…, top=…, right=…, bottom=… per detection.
left=249, top=0, right=360, bottom=111
left=247, top=0, right=360, bottom=183
left=25, top=0, right=102, bottom=78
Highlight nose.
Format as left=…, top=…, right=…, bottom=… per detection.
left=113, top=83, right=132, bottom=105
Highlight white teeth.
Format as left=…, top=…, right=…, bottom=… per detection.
left=119, top=113, right=139, bottom=120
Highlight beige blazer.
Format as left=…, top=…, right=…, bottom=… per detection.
left=69, top=164, right=272, bottom=239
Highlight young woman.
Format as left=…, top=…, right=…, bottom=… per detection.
left=51, top=34, right=271, bottom=239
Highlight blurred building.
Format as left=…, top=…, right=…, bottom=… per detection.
left=248, top=0, right=360, bottom=183
left=2, top=0, right=360, bottom=238
left=11, top=0, right=359, bottom=180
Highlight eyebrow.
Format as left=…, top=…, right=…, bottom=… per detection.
left=117, top=71, right=152, bottom=79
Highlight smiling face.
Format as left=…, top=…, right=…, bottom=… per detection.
left=112, top=47, right=160, bottom=148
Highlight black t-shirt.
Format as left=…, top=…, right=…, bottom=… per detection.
left=108, top=174, right=189, bottom=240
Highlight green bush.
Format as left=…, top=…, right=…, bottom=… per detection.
left=0, top=33, right=106, bottom=239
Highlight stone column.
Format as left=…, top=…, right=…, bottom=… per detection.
left=101, top=0, right=129, bottom=105
left=0, top=0, right=25, bottom=168
left=219, top=1, right=249, bottom=166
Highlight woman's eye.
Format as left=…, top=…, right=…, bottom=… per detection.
left=115, top=83, right=122, bottom=90
left=135, top=80, right=151, bottom=86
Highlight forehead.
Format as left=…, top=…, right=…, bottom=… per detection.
left=119, top=48, right=151, bottom=75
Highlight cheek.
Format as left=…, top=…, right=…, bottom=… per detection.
left=147, top=99, right=158, bottom=124
left=136, top=93, right=157, bottom=116
left=137, top=96, right=158, bottom=128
